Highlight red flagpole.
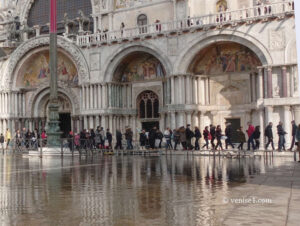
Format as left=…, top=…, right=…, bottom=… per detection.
left=50, top=0, right=57, bottom=33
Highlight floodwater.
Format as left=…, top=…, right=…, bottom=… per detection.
left=0, top=154, right=294, bottom=226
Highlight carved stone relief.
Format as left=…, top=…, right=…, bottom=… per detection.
left=269, top=29, right=285, bottom=50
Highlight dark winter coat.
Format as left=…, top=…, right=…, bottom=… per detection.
left=265, top=125, right=273, bottom=138
left=292, top=124, right=297, bottom=136
left=140, top=133, right=147, bottom=146
left=225, top=125, right=233, bottom=138
left=277, top=125, right=286, bottom=136
left=106, top=132, right=112, bottom=142
left=195, top=128, right=201, bottom=139
left=203, top=129, right=209, bottom=139
left=236, top=130, right=246, bottom=143
left=210, top=126, right=216, bottom=138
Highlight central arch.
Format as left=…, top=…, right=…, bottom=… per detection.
left=103, top=43, right=172, bottom=82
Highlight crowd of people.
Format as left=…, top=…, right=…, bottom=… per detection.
left=0, top=121, right=300, bottom=154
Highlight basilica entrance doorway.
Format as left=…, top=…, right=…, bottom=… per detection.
left=225, top=118, right=241, bottom=143
left=142, top=121, right=160, bottom=132
left=59, top=113, right=71, bottom=138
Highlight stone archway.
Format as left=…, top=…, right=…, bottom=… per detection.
left=1, top=35, right=89, bottom=89
left=103, top=43, right=172, bottom=82
left=175, top=31, right=272, bottom=74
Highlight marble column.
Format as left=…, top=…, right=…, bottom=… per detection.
left=178, top=112, right=184, bottom=127
left=293, top=105, right=300, bottom=124
left=171, top=112, right=176, bottom=130
left=160, top=113, right=165, bottom=130
left=265, top=106, right=273, bottom=126
left=258, top=110, right=265, bottom=150
left=186, top=76, right=191, bottom=104
left=186, top=112, right=192, bottom=126
left=282, top=66, right=288, bottom=97
left=251, top=74, right=256, bottom=102
left=199, top=111, right=205, bottom=132
left=205, top=78, right=210, bottom=104
left=283, top=106, right=292, bottom=147
left=109, top=115, right=113, bottom=130
left=101, top=115, right=105, bottom=128
left=90, top=85, right=94, bottom=109
left=257, top=68, right=264, bottom=99
left=192, top=111, right=199, bottom=129
left=267, top=67, right=273, bottom=98
left=171, top=76, right=175, bottom=104
left=83, top=116, right=88, bottom=129
left=193, top=78, right=198, bottom=104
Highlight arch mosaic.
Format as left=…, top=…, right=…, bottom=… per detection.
left=175, top=30, right=273, bottom=74
left=2, top=35, right=89, bottom=89
left=113, top=52, right=166, bottom=82
left=103, top=43, right=172, bottom=82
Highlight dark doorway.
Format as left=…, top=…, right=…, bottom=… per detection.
left=59, top=113, right=71, bottom=138
left=225, top=118, right=241, bottom=143
left=142, top=121, right=159, bottom=132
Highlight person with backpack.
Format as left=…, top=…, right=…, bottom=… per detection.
left=225, top=122, right=234, bottom=149
left=5, top=129, right=11, bottom=150
left=140, top=130, right=147, bottom=150
left=106, top=129, right=113, bottom=149
left=115, top=129, right=123, bottom=150
left=210, top=124, right=216, bottom=150
left=164, top=128, right=173, bottom=150
left=253, top=126, right=261, bottom=150
left=202, top=126, right=210, bottom=150
left=237, top=127, right=246, bottom=150
left=186, top=124, right=194, bottom=150
left=0, top=133, right=4, bottom=151
left=173, top=129, right=180, bottom=150
left=277, top=121, right=287, bottom=152
left=194, top=127, right=201, bottom=150
left=265, top=122, right=274, bottom=150
left=246, top=122, right=255, bottom=151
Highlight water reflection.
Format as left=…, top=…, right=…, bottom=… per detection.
left=0, top=155, right=292, bottom=225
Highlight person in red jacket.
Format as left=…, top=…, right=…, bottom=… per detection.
left=246, top=122, right=255, bottom=151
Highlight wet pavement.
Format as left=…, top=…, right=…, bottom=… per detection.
left=0, top=154, right=299, bottom=226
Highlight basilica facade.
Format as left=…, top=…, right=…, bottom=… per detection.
left=0, top=0, right=299, bottom=147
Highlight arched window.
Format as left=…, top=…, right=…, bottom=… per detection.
left=137, top=91, right=159, bottom=119
left=27, top=0, right=93, bottom=34
left=137, top=14, right=148, bottom=34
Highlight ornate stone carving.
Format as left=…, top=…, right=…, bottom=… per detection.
left=2, top=35, right=89, bottom=89
left=269, top=29, right=285, bottom=50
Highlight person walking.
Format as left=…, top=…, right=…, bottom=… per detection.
left=15, top=129, right=22, bottom=149
left=164, top=128, right=173, bottom=150
left=289, top=120, right=298, bottom=151
left=106, top=129, right=112, bottom=149
left=149, top=127, right=157, bottom=149
left=125, top=128, right=133, bottom=150
left=100, top=127, right=105, bottom=148
left=265, top=122, right=275, bottom=150
left=295, top=124, right=300, bottom=161
left=140, top=130, right=147, bottom=150
left=156, top=129, right=163, bottom=148
left=210, top=124, right=216, bottom=150
left=225, top=122, right=235, bottom=149
left=215, top=125, right=224, bottom=150
left=115, top=129, right=123, bottom=150
left=186, top=124, right=194, bottom=150
left=202, top=126, right=210, bottom=150
left=5, top=129, right=11, bottom=150
left=173, top=129, right=180, bottom=150
left=0, top=133, right=4, bottom=151
left=95, top=127, right=102, bottom=149
left=194, top=127, right=201, bottom=150
left=253, top=126, right=261, bottom=150
left=277, top=121, right=287, bottom=152
left=237, top=127, right=246, bottom=150
left=179, top=127, right=187, bottom=150
left=246, top=122, right=255, bottom=151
